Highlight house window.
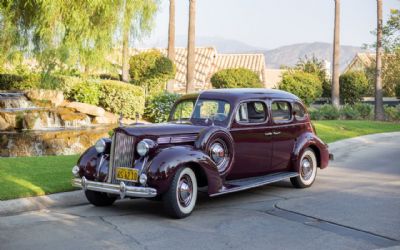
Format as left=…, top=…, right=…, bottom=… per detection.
left=271, top=101, right=291, bottom=122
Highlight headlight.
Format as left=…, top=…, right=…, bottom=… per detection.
left=139, top=173, right=147, bottom=185
left=95, top=139, right=106, bottom=153
left=72, top=165, right=80, bottom=177
left=137, top=140, right=150, bottom=156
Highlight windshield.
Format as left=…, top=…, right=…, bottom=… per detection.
left=170, top=99, right=231, bottom=126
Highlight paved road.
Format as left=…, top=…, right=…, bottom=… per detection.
left=1, top=133, right=400, bottom=250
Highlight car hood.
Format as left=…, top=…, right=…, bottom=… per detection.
left=115, top=123, right=207, bottom=138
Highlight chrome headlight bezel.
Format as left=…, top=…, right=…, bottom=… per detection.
left=137, top=140, right=150, bottom=156
left=95, top=139, right=106, bottom=153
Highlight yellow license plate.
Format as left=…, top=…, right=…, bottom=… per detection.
left=115, top=167, right=138, bottom=182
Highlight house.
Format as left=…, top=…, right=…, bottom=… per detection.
left=343, top=53, right=375, bottom=73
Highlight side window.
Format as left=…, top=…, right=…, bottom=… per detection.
left=271, top=101, right=291, bottom=122
left=235, top=101, right=267, bottom=124
left=293, top=103, right=307, bottom=120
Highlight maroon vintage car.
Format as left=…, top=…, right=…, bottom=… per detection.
left=72, top=89, right=332, bottom=218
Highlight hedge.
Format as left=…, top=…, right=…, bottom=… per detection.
left=278, top=71, right=322, bottom=105
left=210, top=68, right=263, bottom=89
left=339, top=71, right=370, bottom=105
left=99, top=80, right=145, bottom=119
left=143, top=91, right=180, bottom=123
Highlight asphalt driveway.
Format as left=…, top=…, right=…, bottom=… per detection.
left=0, top=132, right=399, bottom=250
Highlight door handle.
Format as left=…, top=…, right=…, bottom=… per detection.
left=273, top=131, right=281, bottom=135
left=264, top=132, right=273, bottom=136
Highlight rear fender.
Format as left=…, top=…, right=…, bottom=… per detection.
left=292, top=132, right=330, bottom=172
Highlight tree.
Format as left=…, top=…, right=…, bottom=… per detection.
left=166, top=0, right=175, bottom=92
left=375, top=0, right=385, bottom=120
left=186, top=0, right=196, bottom=93
left=296, top=56, right=331, bottom=97
left=339, top=71, right=370, bottom=104
left=331, top=0, right=341, bottom=107
left=120, top=0, right=158, bottom=82
left=279, top=71, right=323, bottom=105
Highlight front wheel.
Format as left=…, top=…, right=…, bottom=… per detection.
left=85, top=190, right=117, bottom=206
left=290, top=148, right=317, bottom=188
left=163, top=167, right=198, bottom=218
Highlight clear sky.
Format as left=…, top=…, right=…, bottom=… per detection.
left=139, top=0, right=400, bottom=49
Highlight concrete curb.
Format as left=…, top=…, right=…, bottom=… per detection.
left=0, top=190, right=88, bottom=216
left=1, top=132, right=399, bottom=217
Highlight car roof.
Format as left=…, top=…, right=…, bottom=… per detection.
left=178, top=88, right=301, bottom=103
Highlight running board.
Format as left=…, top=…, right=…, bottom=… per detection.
left=210, top=172, right=299, bottom=197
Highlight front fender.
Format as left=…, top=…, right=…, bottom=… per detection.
left=292, top=132, right=330, bottom=172
left=77, top=146, right=109, bottom=182
left=146, top=146, right=222, bottom=195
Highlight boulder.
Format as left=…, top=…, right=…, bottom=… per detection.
left=25, top=89, right=64, bottom=107
left=66, top=102, right=105, bottom=117
left=0, top=112, right=16, bottom=130
left=92, top=116, right=110, bottom=124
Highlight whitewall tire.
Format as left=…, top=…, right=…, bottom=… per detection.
left=290, top=148, right=317, bottom=188
left=163, top=167, right=198, bottom=218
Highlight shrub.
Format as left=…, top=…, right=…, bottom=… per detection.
left=395, top=83, right=400, bottom=98
left=340, top=105, right=361, bottom=120
left=70, top=81, right=101, bottom=105
left=353, top=103, right=373, bottom=119
left=384, top=105, right=400, bottom=121
left=339, top=71, right=369, bottom=104
left=278, top=71, right=322, bottom=105
left=211, top=68, right=263, bottom=89
left=309, top=104, right=340, bottom=120
left=129, top=51, right=176, bottom=95
left=0, top=74, right=24, bottom=89
left=143, top=91, right=181, bottom=123
left=99, top=80, right=145, bottom=118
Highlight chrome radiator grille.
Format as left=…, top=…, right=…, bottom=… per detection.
left=109, top=132, right=136, bottom=183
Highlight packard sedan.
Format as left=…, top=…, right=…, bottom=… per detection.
left=72, top=89, right=332, bottom=218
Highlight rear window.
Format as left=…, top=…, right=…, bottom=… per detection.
left=293, top=103, right=307, bottom=120
left=271, top=101, right=291, bottom=122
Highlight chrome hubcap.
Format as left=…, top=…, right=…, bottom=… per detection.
left=301, top=157, right=313, bottom=180
left=178, top=174, right=193, bottom=207
left=210, top=139, right=229, bottom=172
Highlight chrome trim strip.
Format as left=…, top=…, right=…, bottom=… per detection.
left=157, top=135, right=198, bottom=144
left=210, top=172, right=299, bottom=197
left=73, top=177, right=157, bottom=198
left=107, top=134, right=116, bottom=183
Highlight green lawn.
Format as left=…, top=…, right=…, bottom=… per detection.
left=0, top=155, right=79, bottom=200
left=0, top=120, right=399, bottom=201
left=313, top=120, right=400, bottom=143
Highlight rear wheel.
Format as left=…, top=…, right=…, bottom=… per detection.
left=85, top=190, right=117, bottom=206
left=163, top=167, right=198, bottom=218
left=290, top=148, right=317, bottom=188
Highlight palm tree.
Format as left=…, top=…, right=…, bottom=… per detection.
left=168, top=0, right=175, bottom=61
left=167, top=0, right=175, bottom=92
left=186, top=0, right=196, bottom=93
left=331, top=0, right=340, bottom=108
left=121, top=0, right=130, bottom=83
left=375, top=0, right=385, bottom=120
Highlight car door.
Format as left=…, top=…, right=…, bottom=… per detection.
left=270, top=100, right=297, bottom=172
left=227, top=100, right=273, bottom=179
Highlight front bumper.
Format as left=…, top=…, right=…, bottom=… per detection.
left=72, top=177, right=157, bottom=198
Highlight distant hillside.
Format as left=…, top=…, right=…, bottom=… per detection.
left=257, top=42, right=366, bottom=71
left=148, top=35, right=262, bottom=53
left=146, top=38, right=366, bottom=71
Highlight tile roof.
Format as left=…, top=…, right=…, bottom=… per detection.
left=343, top=53, right=375, bottom=73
